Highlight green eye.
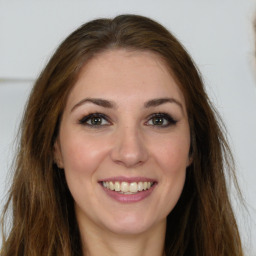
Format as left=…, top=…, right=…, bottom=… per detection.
left=146, top=113, right=177, bottom=127
left=79, top=113, right=110, bottom=126
left=90, top=117, right=103, bottom=125
left=151, top=116, right=165, bottom=126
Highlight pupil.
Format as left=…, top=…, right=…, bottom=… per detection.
left=91, top=117, right=102, bottom=125
left=153, top=117, right=163, bottom=125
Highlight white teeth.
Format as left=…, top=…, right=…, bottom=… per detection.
left=114, top=181, right=120, bottom=192
left=102, top=181, right=154, bottom=194
left=129, top=182, right=138, bottom=193
left=138, top=182, right=143, bottom=191
left=109, top=181, right=114, bottom=190
left=121, top=182, right=129, bottom=193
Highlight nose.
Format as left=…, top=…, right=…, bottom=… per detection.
left=110, top=125, right=148, bottom=168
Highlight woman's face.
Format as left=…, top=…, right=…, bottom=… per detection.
left=55, top=49, right=191, bottom=236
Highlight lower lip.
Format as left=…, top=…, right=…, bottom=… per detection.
left=101, top=184, right=156, bottom=203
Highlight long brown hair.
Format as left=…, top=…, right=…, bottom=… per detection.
left=1, top=14, right=243, bottom=255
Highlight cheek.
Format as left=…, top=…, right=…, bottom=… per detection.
left=153, top=135, right=190, bottom=175
left=150, top=134, right=189, bottom=211
left=60, top=134, right=111, bottom=204
left=158, top=142, right=188, bottom=193
left=60, top=134, right=109, bottom=177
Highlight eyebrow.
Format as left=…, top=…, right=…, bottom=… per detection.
left=71, top=97, right=184, bottom=113
left=71, top=98, right=116, bottom=112
left=144, top=98, right=184, bottom=113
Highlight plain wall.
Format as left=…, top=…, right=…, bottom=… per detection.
left=0, top=1, right=256, bottom=255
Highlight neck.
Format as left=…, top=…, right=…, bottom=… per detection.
left=79, top=219, right=166, bottom=256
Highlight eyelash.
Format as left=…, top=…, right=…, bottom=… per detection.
left=78, top=112, right=177, bottom=128
left=146, top=113, right=177, bottom=127
left=79, top=113, right=111, bottom=127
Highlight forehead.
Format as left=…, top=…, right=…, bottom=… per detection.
left=66, top=49, right=186, bottom=108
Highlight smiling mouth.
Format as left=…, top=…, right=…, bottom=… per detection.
left=101, top=181, right=155, bottom=194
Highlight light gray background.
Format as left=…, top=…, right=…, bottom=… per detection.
left=0, top=1, right=256, bottom=255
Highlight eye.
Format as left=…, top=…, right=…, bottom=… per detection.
left=79, top=113, right=111, bottom=127
left=146, top=113, right=177, bottom=127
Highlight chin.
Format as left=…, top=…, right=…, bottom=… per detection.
left=102, top=213, right=161, bottom=236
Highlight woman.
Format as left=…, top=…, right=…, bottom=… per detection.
left=0, top=14, right=243, bottom=255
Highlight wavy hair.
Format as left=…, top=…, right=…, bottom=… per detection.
left=1, top=14, right=243, bottom=255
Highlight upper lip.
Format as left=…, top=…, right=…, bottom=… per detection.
left=99, top=176, right=157, bottom=183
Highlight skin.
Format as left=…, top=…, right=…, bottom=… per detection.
left=54, top=49, right=192, bottom=256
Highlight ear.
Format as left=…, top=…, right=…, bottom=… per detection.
left=186, top=155, right=193, bottom=167
left=53, top=139, right=64, bottom=169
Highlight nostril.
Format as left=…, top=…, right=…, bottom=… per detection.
left=110, top=143, right=148, bottom=167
